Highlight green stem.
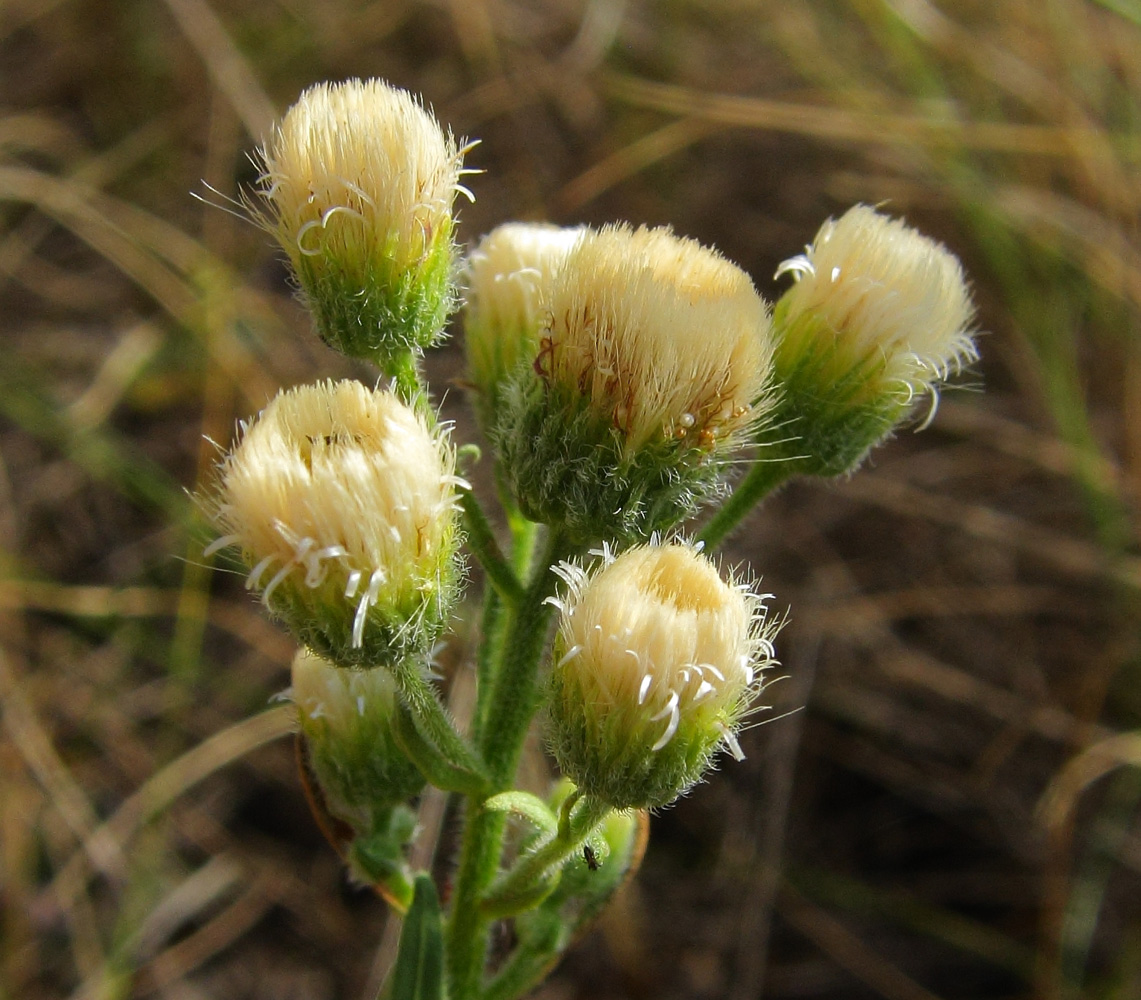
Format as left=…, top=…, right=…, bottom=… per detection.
left=508, top=511, right=539, bottom=577
left=482, top=911, right=565, bottom=1000
left=382, top=349, right=426, bottom=408
left=459, top=488, right=523, bottom=604
left=480, top=528, right=570, bottom=782
left=697, top=458, right=800, bottom=550
left=393, top=704, right=489, bottom=796
left=445, top=528, right=572, bottom=998
left=445, top=805, right=505, bottom=998
left=471, top=585, right=503, bottom=744
left=481, top=795, right=611, bottom=918
left=470, top=515, right=536, bottom=746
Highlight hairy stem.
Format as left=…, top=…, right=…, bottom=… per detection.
left=698, top=458, right=798, bottom=550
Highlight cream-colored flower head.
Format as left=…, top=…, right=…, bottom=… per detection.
left=546, top=540, right=779, bottom=809
left=208, top=380, right=465, bottom=666
left=493, top=225, right=775, bottom=540
left=291, top=648, right=424, bottom=822
left=463, top=222, right=583, bottom=426
left=756, top=205, right=979, bottom=481
left=775, top=204, right=977, bottom=395
left=543, top=224, right=772, bottom=451
left=256, top=79, right=473, bottom=365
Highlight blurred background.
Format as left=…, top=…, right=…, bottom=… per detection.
left=3, top=1, right=1141, bottom=998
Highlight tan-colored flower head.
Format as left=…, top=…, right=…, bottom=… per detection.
left=256, top=79, right=473, bottom=366
left=463, top=222, right=583, bottom=426
left=542, top=224, right=772, bottom=451
left=775, top=204, right=977, bottom=395
left=493, top=224, right=775, bottom=540
left=208, top=380, right=465, bottom=666
left=546, top=540, right=779, bottom=808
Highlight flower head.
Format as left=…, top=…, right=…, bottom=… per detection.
left=291, top=648, right=425, bottom=825
left=207, top=380, right=465, bottom=666
left=462, top=222, right=583, bottom=430
left=776, top=204, right=976, bottom=394
left=543, top=225, right=770, bottom=451
left=760, top=205, right=978, bottom=478
left=546, top=540, right=779, bottom=809
left=256, top=79, right=473, bottom=367
left=494, top=224, right=775, bottom=540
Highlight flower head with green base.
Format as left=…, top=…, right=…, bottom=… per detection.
left=462, top=222, right=583, bottom=433
left=292, top=647, right=425, bottom=822
left=207, top=380, right=465, bottom=668
left=291, top=648, right=425, bottom=904
left=494, top=224, right=775, bottom=542
left=545, top=539, right=780, bottom=809
left=255, top=78, right=474, bottom=373
left=762, top=204, right=977, bottom=479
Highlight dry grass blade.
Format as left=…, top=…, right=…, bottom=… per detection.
left=601, top=72, right=1120, bottom=157
left=554, top=118, right=720, bottom=212
left=0, top=645, right=126, bottom=880
left=1038, top=732, right=1141, bottom=829
left=161, top=0, right=277, bottom=140
left=45, top=706, right=295, bottom=912
left=837, top=473, right=1141, bottom=591
left=777, top=882, right=945, bottom=1000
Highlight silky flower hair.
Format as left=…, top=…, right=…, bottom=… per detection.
left=254, top=78, right=476, bottom=365
left=775, top=204, right=977, bottom=398
left=493, top=224, right=776, bottom=540
left=207, top=380, right=465, bottom=666
left=546, top=539, right=780, bottom=809
left=542, top=224, right=772, bottom=452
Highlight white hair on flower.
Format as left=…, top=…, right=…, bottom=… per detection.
left=539, top=225, right=775, bottom=453
left=207, top=380, right=462, bottom=650
left=776, top=204, right=977, bottom=396
left=550, top=538, right=779, bottom=759
left=255, top=78, right=467, bottom=264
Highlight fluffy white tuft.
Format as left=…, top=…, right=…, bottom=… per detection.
left=553, top=540, right=777, bottom=753
left=463, top=222, right=584, bottom=392
left=210, top=380, right=460, bottom=637
left=778, top=205, right=977, bottom=392
left=258, top=78, right=464, bottom=265
left=540, top=225, right=774, bottom=452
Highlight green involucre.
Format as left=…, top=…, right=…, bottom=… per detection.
left=546, top=651, right=739, bottom=810
left=265, top=546, right=463, bottom=670
left=293, top=222, right=457, bottom=367
left=298, top=686, right=425, bottom=829
left=492, top=369, right=728, bottom=543
left=758, top=301, right=915, bottom=478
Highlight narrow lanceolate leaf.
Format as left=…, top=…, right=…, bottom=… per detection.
left=389, top=875, right=444, bottom=1000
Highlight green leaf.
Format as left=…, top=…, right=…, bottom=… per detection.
left=389, top=875, right=444, bottom=1000
left=483, top=791, right=559, bottom=835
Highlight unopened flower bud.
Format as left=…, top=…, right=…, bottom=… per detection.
left=495, top=224, right=774, bottom=541
left=462, top=222, right=583, bottom=432
left=256, top=79, right=474, bottom=368
left=763, top=204, right=977, bottom=477
left=292, top=649, right=425, bottom=826
left=207, top=380, right=465, bottom=667
left=546, top=541, right=779, bottom=809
